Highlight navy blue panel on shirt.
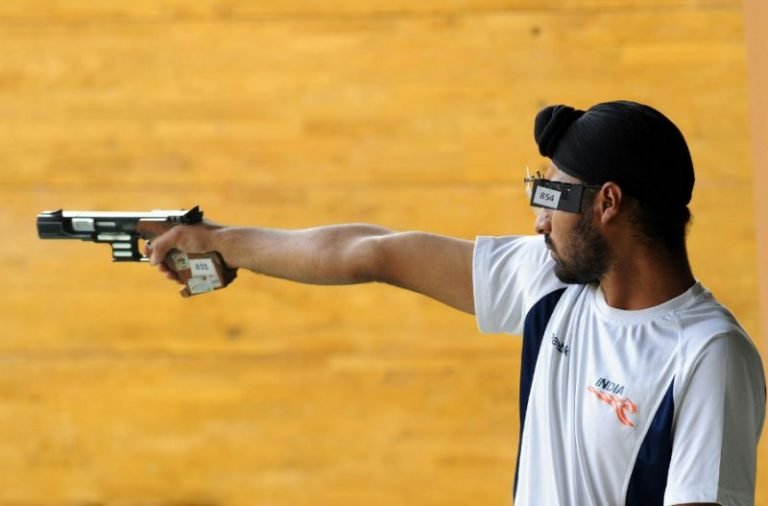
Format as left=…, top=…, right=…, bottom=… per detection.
left=625, top=381, right=675, bottom=506
left=514, top=288, right=567, bottom=498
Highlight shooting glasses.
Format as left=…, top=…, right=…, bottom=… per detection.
left=524, top=168, right=602, bottom=214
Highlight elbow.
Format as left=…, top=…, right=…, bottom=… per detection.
left=343, top=233, right=391, bottom=284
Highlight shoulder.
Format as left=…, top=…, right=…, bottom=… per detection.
left=674, top=285, right=759, bottom=359
left=473, top=234, right=559, bottom=292
left=472, top=235, right=567, bottom=334
left=671, top=285, right=765, bottom=401
left=474, top=234, right=551, bottom=266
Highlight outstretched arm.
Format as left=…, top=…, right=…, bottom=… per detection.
left=147, top=223, right=475, bottom=314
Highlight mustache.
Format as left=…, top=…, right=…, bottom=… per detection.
left=544, top=235, right=555, bottom=252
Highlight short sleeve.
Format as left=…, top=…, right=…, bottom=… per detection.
left=664, top=332, right=766, bottom=506
left=472, top=235, right=563, bottom=335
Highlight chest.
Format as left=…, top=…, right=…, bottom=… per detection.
left=525, top=298, right=680, bottom=452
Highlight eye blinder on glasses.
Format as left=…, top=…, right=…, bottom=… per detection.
left=524, top=175, right=602, bottom=214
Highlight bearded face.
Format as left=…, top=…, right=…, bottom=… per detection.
left=546, top=203, right=612, bottom=285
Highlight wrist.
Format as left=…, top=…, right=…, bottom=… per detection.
left=207, top=226, right=235, bottom=267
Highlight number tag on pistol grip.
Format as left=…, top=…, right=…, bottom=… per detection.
left=167, top=251, right=225, bottom=297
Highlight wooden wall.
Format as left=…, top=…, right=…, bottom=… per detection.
left=1, top=0, right=763, bottom=504
left=745, top=0, right=767, bottom=374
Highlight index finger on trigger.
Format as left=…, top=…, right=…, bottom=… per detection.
left=139, top=224, right=176, bottom=266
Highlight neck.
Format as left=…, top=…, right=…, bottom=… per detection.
left=599, top=246, right=696, bottom=310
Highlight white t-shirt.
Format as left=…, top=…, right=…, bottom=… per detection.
left=473, top=235, right=766, bottom=506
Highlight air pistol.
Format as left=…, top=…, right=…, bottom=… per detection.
left=37, top=206, right=237, bottom=297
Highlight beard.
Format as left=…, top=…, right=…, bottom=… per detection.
left=547, top=212, right=612, bottom=285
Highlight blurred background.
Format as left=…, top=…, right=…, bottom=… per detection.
left=1, top=0, right=765, bottom=504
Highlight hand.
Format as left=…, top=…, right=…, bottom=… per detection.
left=143, top=223, right=222, bottom=283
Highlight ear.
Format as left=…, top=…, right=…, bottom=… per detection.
left=596, top=182, right=623, bottom=225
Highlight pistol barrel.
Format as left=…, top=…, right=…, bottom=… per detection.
left=37, top=210, right=93, bottom=239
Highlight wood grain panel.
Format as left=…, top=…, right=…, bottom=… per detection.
left=744, top=3, right=768, bottom=500
left=744, top=0, right=768, bottom=354
left=0, top=348, right=519, bottom=505
left=0, top=11, right=747, bottom=191
left=0, top=1, right=762, bottom=505
left=0, top=0, right=742, bottom=22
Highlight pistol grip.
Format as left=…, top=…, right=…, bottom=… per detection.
left=163, top=250, right=238, bottom=297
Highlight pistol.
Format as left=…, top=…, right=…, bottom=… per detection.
left=37, top=206, right=237, bottom=297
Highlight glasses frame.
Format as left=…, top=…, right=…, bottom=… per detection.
left=524, top=169, right=603, bottom=214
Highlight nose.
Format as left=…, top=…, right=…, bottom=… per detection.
left=534, top=208, right=552, bottom=235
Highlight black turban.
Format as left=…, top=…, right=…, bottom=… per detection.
left=533, top=101, right=695, bottom=208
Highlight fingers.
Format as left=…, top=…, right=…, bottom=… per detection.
left=143, top=241, right=153, bottom=260
left=148, top=252, right=185, bottom=285
left=144, top=241, right=165, bottom=267
left=146, top=223, right=214, bottom=265
left=160, top=262, right=185, bottom=285
left=146, top=227, right=177, bottom=266
left=144, top=233, right=184, bottom=284
left=143, top=224, right=223, bottom=288
left=148, top=242, right=164, bottom=266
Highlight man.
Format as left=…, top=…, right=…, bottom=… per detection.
left=147, top=101, right=765, bottom=506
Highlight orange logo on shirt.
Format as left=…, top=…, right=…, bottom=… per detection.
left=587, top=385, right=638, bottom=428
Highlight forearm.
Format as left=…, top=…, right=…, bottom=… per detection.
left=159, top=223, right=393, bottom=285
left=148, top=221, right=475, bottom=312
